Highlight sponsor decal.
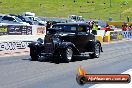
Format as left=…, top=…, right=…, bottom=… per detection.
left=21, top=26, right=32, bottom=35
left=37, top=27, right=45, bottom=34
left=0, top=26, right=8, bottom=35
left=7, top=25, right=32, bottom=35
left=110, top=31, right=123, bottom=41
left=7, top=25, right=22, bottom=35
left=110, top=32, right=118, bottom=40
left=0, top=41, right=32, bottom=51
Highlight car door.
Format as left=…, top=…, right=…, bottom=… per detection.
left=71, top=25, right=95, bottom=52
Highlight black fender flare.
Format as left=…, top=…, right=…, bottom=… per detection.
left=58, top=42, right=80, bottom=55
left=59, top=42, right=74, bottom=48
left=85, top=40, right=95, bottom=52
left=86, top=40, right=102, bottom=52
left=28, top=41, right=42, bottom=48
left=95, top=40, right=101, bottom=46
left=28, top=37, right=43, bottom=48
left=95, top=40, right=103, bottom=52
left=28, top=41, right=44, bottom=55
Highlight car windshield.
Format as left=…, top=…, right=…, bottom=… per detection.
left=52, top=25, right=77, bottom=33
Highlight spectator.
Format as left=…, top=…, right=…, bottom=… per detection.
left=92, top=22, right=98, bottom=35
left=128, top=24, right=132, bottom=31
left=46, top=21, right=52, bottom=30
left=127, top=16, right=130, bottom=22
left=105, top=24, right=110, bottom=31
left=122, top=23, right=128, bottom=31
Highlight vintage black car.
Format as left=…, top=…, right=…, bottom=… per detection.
left=28, top=22, right=103, bottom=62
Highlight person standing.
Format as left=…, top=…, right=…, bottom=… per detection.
left=128, top=24, right=132, bottom=31
left=46, top=21, right=52, bottom=30
left=122, top=23, right=128, bottom=31
left=92, top=22, right=98, bottom=35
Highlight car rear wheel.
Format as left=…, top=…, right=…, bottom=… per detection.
left=62, top=46, right=73, bottom=62
left=89, top=43, right=100, bottom=58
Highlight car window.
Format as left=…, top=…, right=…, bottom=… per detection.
left=2, top=16, right=15, bottom=21
left=52, top=25, right=62, bottom=29
left=71, top=27, right=76, bottom=31
left=52, top=25, right=77, bottom=33
left=77, top=26, right=87, bottom=32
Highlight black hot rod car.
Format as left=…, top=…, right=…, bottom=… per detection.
left=28, top=22, right=103, bottom=62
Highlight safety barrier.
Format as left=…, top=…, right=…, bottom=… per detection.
left=121, top=31, right=132, bottom=39
left=110, top=31, right=123, bottom=41
left=0, top=24, right=46, bottom=36
left=1, top=24, right=132, bottom=52
left=0, top=35, right=45, bottom=51
left=0, top=25, right=45, bottom=51
left=103, top=30, right=123, bottom=42
left=100, top=30, right=132, bottom=42
left=0, top=41, right=31, bottom=51
left=0, top=24, right=46, bottom=52
left=103, top=33, right=110, bottom=42
left=97, top=30, right=105, bottom=38
left=95, top=35, right=103, bottom=43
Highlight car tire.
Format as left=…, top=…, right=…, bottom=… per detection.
left=61, top=46, right=73, bottom=63
left=30, top=48, right=39, bottom=61
left=89, top=43, right=100, bottom=58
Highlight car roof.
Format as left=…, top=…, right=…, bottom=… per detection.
left=54, top=22, right=88, bottom=26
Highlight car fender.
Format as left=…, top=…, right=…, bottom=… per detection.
left=59, top=42, right=80, bottom=55
left=95, top=40, right=103, bottom=52
left=28, top=41, right=44, bottom=55
left=95, top=40, right=101, bottom=46
left=86, top=40, right=103, bottom=52
left=59, top=42, right=74, bottom=48
left=85, top=40, right=95, bottom=52
left=28, top=41, right=43, bottom=49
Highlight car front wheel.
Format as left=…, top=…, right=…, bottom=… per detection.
left=62, top=46, right=73, bottom=62
left=89, top=43, right=100, bottom=58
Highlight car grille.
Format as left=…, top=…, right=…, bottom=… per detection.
left=44, top=35, right=54, bottom=53
left=44, top=43, right=54, bottom=53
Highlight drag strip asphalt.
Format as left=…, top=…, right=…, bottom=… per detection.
left=0, top=41, right=132, bottom=88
